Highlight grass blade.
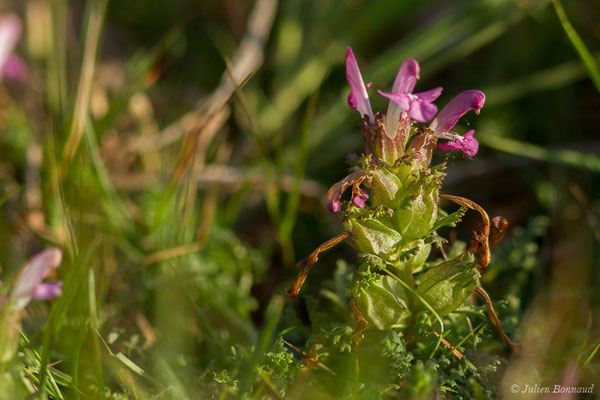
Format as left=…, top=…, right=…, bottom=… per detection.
left=552, top=0, right=600, bottom=93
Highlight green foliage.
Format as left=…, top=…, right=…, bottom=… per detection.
left=354, top=267, right=411, bottom=330
left=416, top=256, right=480, bottom=317
left=0, top=0, right=598, bottom=398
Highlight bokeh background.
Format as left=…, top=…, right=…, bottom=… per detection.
left=0, top=0, right=599, bottom=398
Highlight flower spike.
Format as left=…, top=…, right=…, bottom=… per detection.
left=345, top=47, right=374, bottom=122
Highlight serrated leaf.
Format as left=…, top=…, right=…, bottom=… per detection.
left=430, top=206, right=467, bottom=232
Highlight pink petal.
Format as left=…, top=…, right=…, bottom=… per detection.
left=378, top=91, right=410, bottom=109
left=352, top=190, right=369, bottom=209
left=31, top=281, right=63, bottom=301
left=346, top=47, right=373, bottom=122
left=460, top=130, right=479, bottom=157
left=0, top=14, right=22, bottom=75
left=437, top=140, right=463, bottom=152
left=380, top=90, right=440, bottom=123
left=2, top=54, right=27, bottom=81
left=384, top=59, right=420, bottom=136
left=413, top=86, right=443, bottom=102
left=408, top=98, right=438, bottom=123
left=437, top=130, right=479, bottom=158
left=10, top=248, right=63, bottom=310
left=391, top=58, right=420, bottom=94
left=429, top=90, right=485, bottom=134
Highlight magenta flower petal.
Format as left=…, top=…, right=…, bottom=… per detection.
left=391, top=58, right=420, bottom=93
left=0, top=14, right=22, bottom=77
left=346, top=47, right=373, bottom=122
left=31, top=281, right=63, bottom=301
left=460, top=130, right=479, bottom=157
left=438, top=130, right=479, bottom=157
left=2, top=54, right=27, bottom=81
left=437, top=140, right=462, bottom=152
left=352, top=190, right=369, bottom=209
left=429, top=90, right=485, bottom=134
left=413, top=86, right=443, bottom=102
left=383, top=59, right=420, bottom=136
left=407, top=99, right=438, bottom=123
left=380, top=87, right=441, bottom=123
left=10, top=248, right=63, bottom=310
left=378, top=91, right=410, bottom=109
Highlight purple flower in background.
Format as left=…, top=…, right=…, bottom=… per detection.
left=9, top=248, right=63, bottom=311
left=429, top=90, right=485, bottom=158
left=0, top=13, right=27, bottom=82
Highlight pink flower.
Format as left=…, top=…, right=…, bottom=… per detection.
left=346, top=47, right=374, bottom=123
left=429, top=90, right=485, bottom=158
left=437, top=130, right=479, bottom=158
left=345, top=48, right=441, bottom=132
left=0, top=14, right=27, bottom=82
left=9, top=248, right=63, bottom=311
left=325, top=171, right=367, bottom=214
left=378, top=59, right=442, bottom=124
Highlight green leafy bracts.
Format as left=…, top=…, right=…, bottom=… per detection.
left=288, top=47, right=519, bottom=354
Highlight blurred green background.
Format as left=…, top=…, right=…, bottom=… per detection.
left=0, top=0, right=599, bottom=398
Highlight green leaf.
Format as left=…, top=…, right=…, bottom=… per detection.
left=416, top=257, right=480, bottom=317
left=430, top=206, right=467, bottom=233
left=355, top=274, right=412, bottom=330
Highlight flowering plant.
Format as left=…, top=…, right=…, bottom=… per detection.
left=0, top=248, right=63, bottom=364
left=288, top=48, right=518, bottom=354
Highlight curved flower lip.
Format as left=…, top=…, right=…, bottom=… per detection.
left=325, top=171, right=367, bottom=213
left=10, top=248, right=63, bottom=311
left=383, top=58, right=441, bottom=135
left=0, top=14, right=22, bottom=79
left=437, top=130, right=479, bottom=158
left=391, top=58, right=420, bottom=94
left=346, top=47, right=374, bottom=122
left=429, top=90, right=485, bottom=134
left=379, top=86, right=442, bottom=123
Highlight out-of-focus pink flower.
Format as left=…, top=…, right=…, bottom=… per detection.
left=378, top=59, right=442, bottom=124
left=429, top=90, right=485, bottom=158
left=9, top=248, right=63, bottom=311
left=2, top=54, right=27, bottom=81
left=0, top=13, right=26, bottom=82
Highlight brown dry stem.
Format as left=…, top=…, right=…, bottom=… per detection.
left=287, top=232, right=349, bottom=298
left=427, top=331, right=464, bottom=360
left=349, top=299, right=369, bottom=347
left=440, top=194, right=491, bottom=269
left=475, top=285, right=525, bottom=353
left=282, top=339, right=334, bottom=374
